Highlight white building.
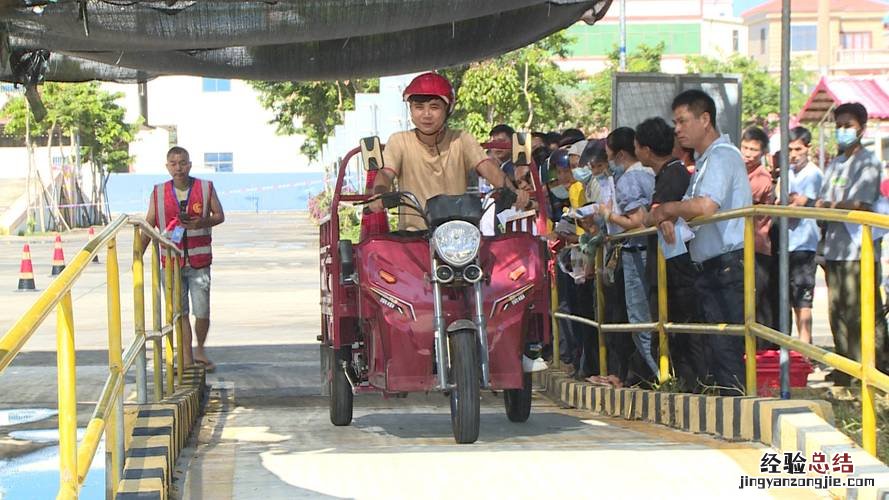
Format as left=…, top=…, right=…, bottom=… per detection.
left=106, top=76, right=312, bottom=174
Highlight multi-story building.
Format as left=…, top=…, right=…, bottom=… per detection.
left=558, top=0, right=747, bottom=75
left=742, top=0, right=889, bottom=75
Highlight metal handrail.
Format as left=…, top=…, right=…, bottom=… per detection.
left=0, top=214, right=186, bottom=499
left=554, top=205, right=889, bottom=457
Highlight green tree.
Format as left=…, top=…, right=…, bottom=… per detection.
left=250, top=79, right=379, bottom=161
left=575, top=42, right=666, bottom=131
left=685, top=53, right=814, bottom=128
left=2, top=82, right=137, bottom=172
left=440, top=32, right=581, bottom=139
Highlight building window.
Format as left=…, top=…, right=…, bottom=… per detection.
left=732, top=30, right=739, bottom=52
left=790, top=25, right=817, bottom=52
left=840, top=32, right=872, bottom=50
left=202, top=78, right=231, bottom=92
left=759, top=28, right=766, bottom=55
left=204, top=152, right=233, bottom=172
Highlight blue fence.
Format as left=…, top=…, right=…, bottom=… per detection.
left=105, top=172, right=350, bottom=213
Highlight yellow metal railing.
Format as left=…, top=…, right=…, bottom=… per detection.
left=553, top=205, right=889, bottom=457
left=0, top=215, right=185, bottom=499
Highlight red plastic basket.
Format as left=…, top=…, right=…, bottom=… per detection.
left=748, top=349, right=813, bottom=397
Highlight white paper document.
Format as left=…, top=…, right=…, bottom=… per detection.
left=658, top=217, right=695, bottom=259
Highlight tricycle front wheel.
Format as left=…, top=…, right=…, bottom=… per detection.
left=448, top=329, right=480, bottom=444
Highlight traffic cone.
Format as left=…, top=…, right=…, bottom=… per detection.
left=88, top=227, right=99, bottom=263
left=51, top=234, right=66, bottom=276
left=16, top=244, right=37, bottom=291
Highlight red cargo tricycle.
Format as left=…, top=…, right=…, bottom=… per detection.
left=319, top=134, right=552, bottom=443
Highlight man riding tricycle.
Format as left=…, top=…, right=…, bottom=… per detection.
left=318, top=72, right=552, bottom=444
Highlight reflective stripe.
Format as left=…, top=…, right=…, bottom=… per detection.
left=155, top=183, right=166, bottom=228
left=156, top=178, right=213, bottom=269
left=201, top=181, right=210, bottom=217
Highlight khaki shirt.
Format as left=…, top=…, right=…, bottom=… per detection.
left=383, top=128, right=488, bottom=230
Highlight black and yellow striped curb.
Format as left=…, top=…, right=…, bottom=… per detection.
left=116, top=366, right=206, bottom=500
left=535, top=369, right=889, bottom=499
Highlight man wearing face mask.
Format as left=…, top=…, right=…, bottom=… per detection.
left=546, top=148, right=586, bottom=376
left=784, top=126, right=823, bottom=345
left=578, top=139, right=633, bottom=382
left=568, top=139, right=602, bottom=206
left=789, top=102, right=889, bottom=383
left=574, top=140, right=605, bottom=205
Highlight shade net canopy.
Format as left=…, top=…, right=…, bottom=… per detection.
left=0, top=0, right=610, bottom=83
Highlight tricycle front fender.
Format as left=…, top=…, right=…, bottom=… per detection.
left=446, top=319, right=477, bottom=335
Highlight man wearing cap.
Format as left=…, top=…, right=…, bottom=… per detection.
left=369, top=72, right=528, bottom=228
left=489, top=123, right=517, bottom=181
left=546, top=148, right=592, bottom=377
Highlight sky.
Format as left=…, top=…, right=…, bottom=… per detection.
left=733, top=0, right=765, bottom=15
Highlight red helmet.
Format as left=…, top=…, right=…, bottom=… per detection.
left=403, top=72, right=455, bottom=113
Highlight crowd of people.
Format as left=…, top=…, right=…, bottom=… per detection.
left=366, top=72, right=888, bottom=396
left=487, top=91, right=888, bottom=395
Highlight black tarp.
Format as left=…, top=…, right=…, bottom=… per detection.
left=0, top=0, right=611, bottom=83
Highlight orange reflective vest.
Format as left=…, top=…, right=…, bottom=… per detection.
left=154, top=178, right=213, bottom=268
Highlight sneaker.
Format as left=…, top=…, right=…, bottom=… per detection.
left=523, top=355, right=548, bottom=373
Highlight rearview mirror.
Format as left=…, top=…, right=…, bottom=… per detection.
left=512, top=132, right=532, bottom=166
left=360, top=136, right=382, bottom=171
left=512, top=132, right=536, bottom=192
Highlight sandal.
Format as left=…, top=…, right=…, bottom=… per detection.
left=195, top=358, right=216, bottom=373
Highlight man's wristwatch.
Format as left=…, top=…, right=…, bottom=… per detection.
left=804, top=198, right=817, bottom=208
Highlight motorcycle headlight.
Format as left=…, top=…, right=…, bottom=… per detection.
left=432, top=221, right=481, bottom=267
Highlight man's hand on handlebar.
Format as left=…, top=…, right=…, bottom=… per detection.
left=513, top=189, right=530, bottom=211
left=368, top=197, right=385, bottom=213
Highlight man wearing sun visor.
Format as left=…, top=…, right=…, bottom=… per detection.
left=369, top=72, right=529, bottom=230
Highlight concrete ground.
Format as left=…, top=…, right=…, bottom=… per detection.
left=0, top=212, right=855, bottom=498
left=181, top=349, right=823, bottom=500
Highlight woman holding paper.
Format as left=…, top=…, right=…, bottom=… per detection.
left=598, top=127, right=659, bottom=383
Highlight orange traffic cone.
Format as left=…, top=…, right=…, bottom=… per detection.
left=51, top=234, right=66, bottom=276
left=88, top=227, right=99, bottom=263
left=16, top=244, right=37, bottom=291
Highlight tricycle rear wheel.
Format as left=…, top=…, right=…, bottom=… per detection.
left=504, top=373, right=532, bottom=422
left=329, top=347, right=353, bottom=426
left=448, top=329, right=480, bottom=444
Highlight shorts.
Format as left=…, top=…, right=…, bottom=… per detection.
left=789, top=251, right=816, bottom=309
left=176, top=265, right=211, bottom=318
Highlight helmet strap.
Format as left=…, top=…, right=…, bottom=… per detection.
left=415, top=124, right=446, bottom=140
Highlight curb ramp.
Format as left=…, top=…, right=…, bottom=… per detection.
left=535, top=369, right=889, bottom=499
left=116, top=366, right=207, bottom=500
